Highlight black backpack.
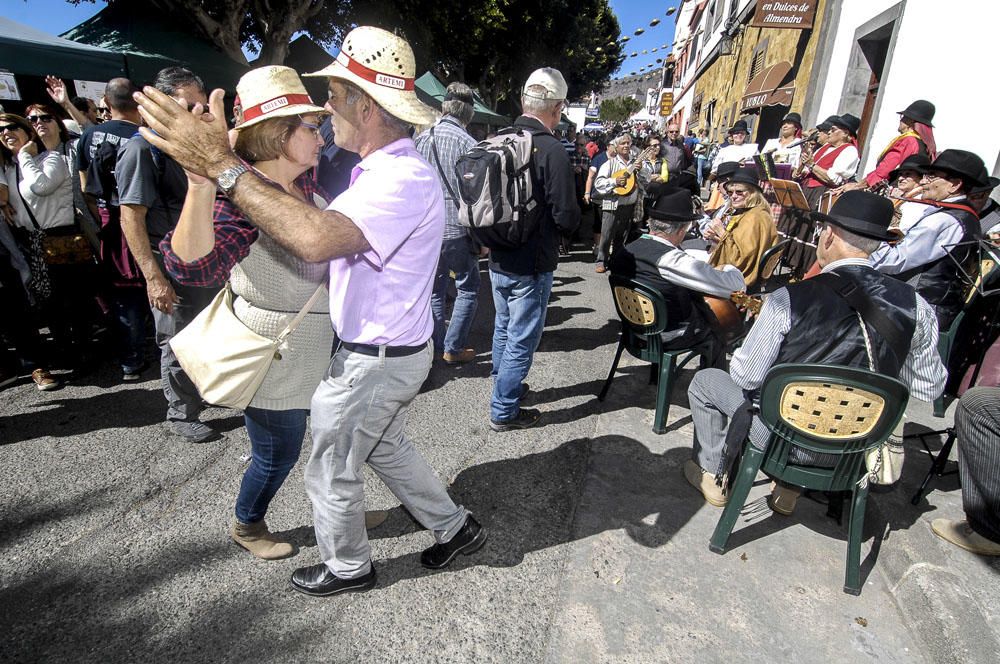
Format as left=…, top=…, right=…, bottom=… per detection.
left=454, top=127, right=544, bottom=250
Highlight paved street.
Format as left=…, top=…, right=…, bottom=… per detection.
left=2, top=246, right=998, bottom=663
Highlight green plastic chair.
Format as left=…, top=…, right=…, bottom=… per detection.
left=708, top=363, right=909, bottom=595
left=598, top=275, right=714, bottom=434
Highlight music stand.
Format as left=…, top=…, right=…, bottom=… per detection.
left=769, top=179, right=812, bottom=211
left=944, top=236, right=1000, bottom=297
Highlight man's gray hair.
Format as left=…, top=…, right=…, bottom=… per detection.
left=340, top=80, right=412, bottom=134
left=648, top=218, right=691, bottom=235
left=522, top=85, right=563, bottom=115
left=442, top=82, right=475, bottom=125
left=611, top=133, right=633, bottom=146
left=829, top=224, right=882, bottom=255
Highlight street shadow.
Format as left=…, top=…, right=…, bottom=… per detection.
left=0, top=539, right=324, bottom=663
left=538, top=319, right=619, bottom=353
left=0, top=389, right=244, bottom=446
left=370, top=437, right=703, bottom=584
left=544, top=305, right=595, bottom=327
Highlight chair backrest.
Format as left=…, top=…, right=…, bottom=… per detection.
left=608, top=275, right=668, bottom=337
left=758, top=239, right=791, bottom=282
left=757, top=363, right=909, bottom=467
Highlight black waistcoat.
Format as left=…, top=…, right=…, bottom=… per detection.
left=609, top=236, right=709, bottom=342
left=775, top=265, right=917, bottom=377
left=896, top=201, right=980, bottom=329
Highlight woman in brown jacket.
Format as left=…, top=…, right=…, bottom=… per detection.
left=705, top=167, right=777, bottom=289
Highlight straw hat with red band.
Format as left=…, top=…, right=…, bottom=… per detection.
left=234, top=66, right=326, bottom=130
left=304, top=26, right=437, bottom=126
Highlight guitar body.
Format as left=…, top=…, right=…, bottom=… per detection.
left=703, top=295, right=745, bottom=342
left=612, top=169, right=638, bottom=196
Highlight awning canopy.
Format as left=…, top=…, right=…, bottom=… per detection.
left=0, top=16, right=126, bottom=81
left=741, top=61, right=794, bottom=111
left=61, top=5, right=249, bottom=92
left=414, top=72, right=509, bottom=126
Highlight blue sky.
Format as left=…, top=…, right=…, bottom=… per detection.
left=7, top=0, right=676, bottom=78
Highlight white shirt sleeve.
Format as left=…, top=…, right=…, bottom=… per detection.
left=729, top=287, right=791, bottom=391
left=17, top=150, right=69, bottom=196
left=871, top=210, right=965, bottom=273
left=594, top=158, right=617, bottom=195
left=656, top=248, right=747, bottom=296
left=827, top=145, right=859, bottom=185
left=899, top=295, right=947, bottom=401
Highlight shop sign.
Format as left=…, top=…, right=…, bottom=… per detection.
left=751, top=1, right=818, bottom=30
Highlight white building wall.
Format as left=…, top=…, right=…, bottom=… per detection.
left=814, top=0, right=1000, bottom=177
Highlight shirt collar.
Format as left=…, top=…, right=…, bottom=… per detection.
left=642, top=233, right=678, bottom=249
left=350, top=137, right=415, bottom=185
left=821, top=257, right=873, bottom=273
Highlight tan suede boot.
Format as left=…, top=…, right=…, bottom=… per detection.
left=231, top=520, right=295, bottom=560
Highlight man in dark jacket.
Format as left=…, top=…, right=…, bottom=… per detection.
left=488, top=67, right=580, bottom=431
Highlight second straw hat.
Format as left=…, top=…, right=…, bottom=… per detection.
left=235, top=66, right=326, bottom=130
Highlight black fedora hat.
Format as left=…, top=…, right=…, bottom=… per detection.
left=728, top=120, right=749, bottom=135
left=831, top=113, right=861, bottom=137
left=647, top=189, right=702, bottom=223
left=816, top=114, right=839, bottom=132
left=715, top=161, right=740, bottom=181
left=897, top=99, right=935, bottom=127
left=811, top=190, right=895, bottom=241
left=781, top=112, right=802, bottom=127
left=972, top=176, right=1000, bottom=195
left=920, top=149, right=990, bottom=188
left=725, top=167, right=762, bottom=191
left=888, top=154, right=931, bottom=182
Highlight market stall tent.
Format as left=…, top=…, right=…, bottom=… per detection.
left=0, top=16, right=126, bottom=81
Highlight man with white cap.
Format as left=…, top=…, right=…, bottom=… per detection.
left=133, top=26, right=486, bottom=596
left=487, top=67, right=579, bottom=431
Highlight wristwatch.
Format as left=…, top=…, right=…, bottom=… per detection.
left=217, top=163, right=249, bottom=194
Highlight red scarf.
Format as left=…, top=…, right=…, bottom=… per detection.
left=804, top=144, right=851, bottom=188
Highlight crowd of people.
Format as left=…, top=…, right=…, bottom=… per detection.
left=2, top=22, right=999, bottom=599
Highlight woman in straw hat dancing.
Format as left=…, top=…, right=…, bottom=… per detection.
left=160, top=66, right=335, bottom=560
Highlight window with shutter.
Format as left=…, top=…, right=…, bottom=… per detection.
left=747, top=49, right=766, bottom=85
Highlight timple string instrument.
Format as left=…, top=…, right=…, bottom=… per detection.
left=611, top=145, right=659, bottom=196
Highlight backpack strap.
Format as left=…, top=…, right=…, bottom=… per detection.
left=811, top=271, right=910, bottom=367
left=428, top=125, right=459, bottom=210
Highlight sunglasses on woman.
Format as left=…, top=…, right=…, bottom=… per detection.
left=27, top=114, right=55, bottom=124
left=0, top=124, right=20, bottom=133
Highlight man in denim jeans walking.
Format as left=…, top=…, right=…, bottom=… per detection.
left=414, top=82, right=484, bottom=364
left=488, top=68, right=580, bottom=431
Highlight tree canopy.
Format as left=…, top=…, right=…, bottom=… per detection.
left=352, top=0, right=624, bottom=114
left=68, top=0, right=350, bottom=65
left=67, top=0, right=626, bottom=114
left=599, top=96, right=642, bottom=123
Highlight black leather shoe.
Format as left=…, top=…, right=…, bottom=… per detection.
left=490, top=408, right=541, bottom=432
left=289, top=562, right=377, bottom=597
left=420, top=516, right=487, bottom=569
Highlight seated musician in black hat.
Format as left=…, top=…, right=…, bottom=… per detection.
left=871, top=149, right=987, bottom=328
left=608, top=190, right=746, bottom=366
left=969, top=176, right=1000, bottom=237
left=685, top=191, right=946, bottom=509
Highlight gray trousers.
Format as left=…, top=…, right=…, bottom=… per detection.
left=596, top=204, right=634, bottom=265
left=956, top=387, right=1000, bottom=542
left=688, top=368, right=770, bottom=476
left=305, top=342, right=468, bottom=578
left=151, top=256, right=217, bottom=423
left=687, top=368, right=836, bottom=477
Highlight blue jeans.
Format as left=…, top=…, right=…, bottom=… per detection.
left=696, top=155, right=707, bottom=187
left=489, top=270, right=553, bottom=422
left=235, top=406, right=308, bottom=524
left=114, top=287, right=148, bottom=372
left=431, top=236, right=481, bottom=354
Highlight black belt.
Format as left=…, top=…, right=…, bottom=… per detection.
left=341, top=341, right=426, bottom=357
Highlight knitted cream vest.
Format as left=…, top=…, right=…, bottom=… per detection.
left=230, top=230, right=333, bottom=411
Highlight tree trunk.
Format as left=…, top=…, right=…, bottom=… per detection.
left=253, top=0, right=327, bottom=65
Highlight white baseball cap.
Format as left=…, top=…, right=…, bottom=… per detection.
left=523, top=68, right=568, bottom=101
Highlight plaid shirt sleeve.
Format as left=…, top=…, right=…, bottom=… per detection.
left=158, top=171, right=327, bottom=288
